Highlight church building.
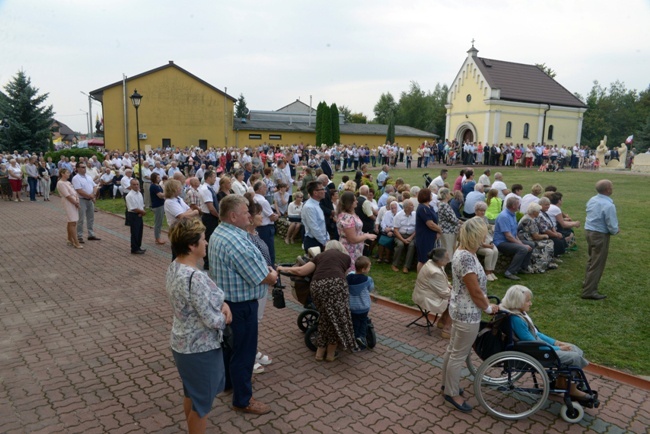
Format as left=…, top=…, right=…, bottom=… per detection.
left=445, top=44, right=587, bottom=146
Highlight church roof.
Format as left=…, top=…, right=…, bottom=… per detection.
left=473, top=57, right=586, bottom=108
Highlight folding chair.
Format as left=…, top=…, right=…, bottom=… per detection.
left=406, top=304, right=439, bottom=335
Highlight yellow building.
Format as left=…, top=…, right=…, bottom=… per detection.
left=445, top=45, right=587, bottom=146
left=89, top=61, right=236, bottom=152
left=234, top=100, right=437, bottom=149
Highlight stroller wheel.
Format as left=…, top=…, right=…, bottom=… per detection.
left=366, top=319, right=377, bottom=349
left=305, top=324, right=318, bottom=352
left=297, top=309, right=319, bottom=332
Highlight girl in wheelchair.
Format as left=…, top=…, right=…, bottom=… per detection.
left=500, top=285, right=593, bottom=402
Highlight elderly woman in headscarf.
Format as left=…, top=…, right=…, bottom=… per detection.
left=517, top=202, right=558, bottom=273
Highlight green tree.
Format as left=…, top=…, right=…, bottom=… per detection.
left=321, top=102, right=333, bottom=146
left=637, top=116, right=650, bottom=151
left=338, top=105, right=352, bottom=123
left=0, top=70, right=54, bottom=153
left=235, top=93, right=249, bottom=119
left=395, top=81, right=428, bottom=131
left=349, top=112, right=368, bottom=124
left=385, top=115, right=395, bottom=144
left=330, top=103, right=340, bottom=145
left=536, top=63, right=557, bottom=79
left=430, top=83, right=449, bottom=137
left=315, top=101, right=326, bottom=147
left=373, top=92, right=397, bottom=124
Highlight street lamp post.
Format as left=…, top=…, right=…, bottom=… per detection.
left=129, top=89, right=143, bottom=187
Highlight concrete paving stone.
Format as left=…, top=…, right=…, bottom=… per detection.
left=2, top=203, right=649, bottom=433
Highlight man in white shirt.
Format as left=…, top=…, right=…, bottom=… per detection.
left=167, top=161, right=179, bottom=178
left=253, top=181, right=279, bottom=264
left=392, top=200, right=417, bottom=274
left=478, top=169, right=491, bottom=188
left=141, top=161, right=152, bottom=209
left=153, top=161, right=166, bottom=179
left=199, top=170, right=220, bottom=270
left=126, top=178, right=146, bottom=254
left=120, top=169, right=133, bottom=197
left=72, top=162, right=100, bottom=242
left=98, top=167, right=115, bottom=199
left=491, top=172, right=508, bottom=199
left=504, top=184, right=523, bottom=212
left=432, top=169, right=448, bottom=189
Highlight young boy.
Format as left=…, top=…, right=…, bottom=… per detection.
left=347, top=256, right=375, bottom=350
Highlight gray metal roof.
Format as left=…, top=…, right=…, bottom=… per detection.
left=474, top=57, right=586, bottom=108
left=233, top=120, right=437, bottom=138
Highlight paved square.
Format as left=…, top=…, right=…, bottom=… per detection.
left=1, top=201, right=648, bottom=433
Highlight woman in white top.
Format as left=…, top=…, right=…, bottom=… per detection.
left=164, top=179, right=198, bottom=227
left=231, top=169, right=248, bottom=196
left=285, top=192, right=304, bottom=244
left=442, top=217, right=499, bottom=413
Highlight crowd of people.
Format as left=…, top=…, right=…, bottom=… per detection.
left=1, top=142, right=620, bottom=430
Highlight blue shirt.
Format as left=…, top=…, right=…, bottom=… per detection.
left=378, top=192, right=390, bottom=208
left=301, top=198, right=329, bottom=246
left=208, top=222, right=269, bottom=303
left=584, top=194, right=618, bottom=235
left=510, top=314, right=558, bottom=351
left=493, top=208, right=517, bottom=246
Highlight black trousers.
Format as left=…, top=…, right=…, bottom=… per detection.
left=127, top=212, right=143, bottom=252
left=202, top=213, right=219, bottom=269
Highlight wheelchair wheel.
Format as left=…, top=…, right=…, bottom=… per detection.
left=297, top=309, right=319, bottom=332
left=560, top=402, right=584, bottom=423
left=304, top=324, right=318, bottom=352
left=474, top=351, right=549, bottom=420
left=366, top=320, right=377, bottom=349
left=466, top=348, right=524, bottom=386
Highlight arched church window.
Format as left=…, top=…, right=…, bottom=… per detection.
left=523, top=123, right=529, bottom=139
left=505, top=121, right=512, bottom=138
left=548, top=125, right=554, bottom=140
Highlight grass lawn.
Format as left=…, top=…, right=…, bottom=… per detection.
left=98, top=166, right=650, bottom=375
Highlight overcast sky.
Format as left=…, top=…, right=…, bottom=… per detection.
left=1, top=0, right=649, bottom=134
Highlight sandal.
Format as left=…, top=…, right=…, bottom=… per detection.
left=256, top=352, right=272, bottom=365
left=253, top=363, right=265, bottom=374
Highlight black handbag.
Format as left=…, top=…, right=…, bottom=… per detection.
left=272, top=286, right=286, bottom=309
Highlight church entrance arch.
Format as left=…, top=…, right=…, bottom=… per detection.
left=455, top=122, right=477, bottom=143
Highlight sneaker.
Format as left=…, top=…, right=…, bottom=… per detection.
left=504, top=272, right=520, bottom=281
left=232, top=397, right=271, bottom=415
left=355, top=337, right=367, bottom=350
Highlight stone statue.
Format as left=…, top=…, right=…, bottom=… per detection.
left=605, top=141, right=628, bottom=169
left=596, top=136, right=608, bottom=168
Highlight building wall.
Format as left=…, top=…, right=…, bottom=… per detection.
left=233, top=130, right=434, bottom=149
left=102, top=67, right=234, bottom=152
left=446, top=57, right=584, bottom=146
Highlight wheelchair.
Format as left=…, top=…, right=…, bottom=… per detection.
left=467, top=309, right=600, bottom=423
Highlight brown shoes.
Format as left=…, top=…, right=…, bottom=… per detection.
left=232, top=397, right=271, bottom=415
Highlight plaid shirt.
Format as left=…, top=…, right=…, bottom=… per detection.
left=208, top=222, right=269, bottom=303
left=185, top=187, right=202, bottom=210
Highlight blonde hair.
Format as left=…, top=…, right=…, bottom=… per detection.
left=164, top=179, right=182, bottom=198
left=325, top=240, right=348, bottom=254
left=168, top=218, right=205, bottom=256
left=458, top=216, right=487, bottom=251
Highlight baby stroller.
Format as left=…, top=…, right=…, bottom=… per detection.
left=304, top=315, right=376, bottom=352
left=277, top=258, right=319, bottom=333
left=422, top=173, right=433, bottom=189
left=467, top=308, right=599, bottom=423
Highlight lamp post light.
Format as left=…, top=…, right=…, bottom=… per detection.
left=129, top=89, right=143, bottom=187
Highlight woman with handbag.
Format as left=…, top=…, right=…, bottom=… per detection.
left=166, top=218, right=231, bottom=434
left=415, top=188, right=442, bottom=272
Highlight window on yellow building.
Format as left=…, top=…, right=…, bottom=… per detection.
left=249, top=134, right=262, bottom=140
left=505, top=121, right=512, bottom=138
left=269, top=134, right=282, bottom=140
left=548, top=125, right=554, bottom=140
left=523, top=123, right=529, bottom=139
left=162, top=138, right=171, bottom=148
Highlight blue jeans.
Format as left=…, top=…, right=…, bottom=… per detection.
left=223, top=300, right=258, bottom=408
left=351, top=312, right=368, bottom=343
left=28, top=177, right=37, bottom=200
